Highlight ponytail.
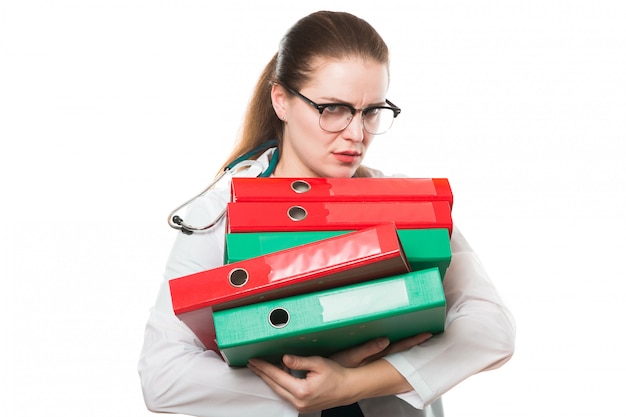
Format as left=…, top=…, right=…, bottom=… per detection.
left=218, top=53, right=283, bottom=173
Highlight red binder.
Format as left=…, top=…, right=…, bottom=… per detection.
left=230, top=177, right=453, bottom=206
left=169, top=223, right=411, bottom=352
left=226, top=200, right=453, bottom=235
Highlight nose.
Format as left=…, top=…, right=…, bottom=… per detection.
left=341, top=111, right=365, bottom=142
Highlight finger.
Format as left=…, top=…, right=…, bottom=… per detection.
left=389, top=333, right=433, bottom=352
left=282, top=354, right=325, bottom=373
left=362, top=333, right=433, bottom=364
left=248, top=359, right=301, bottom=401
left=248, top=359, right=298, bottom=390
left=330, top=337, right=390, bottom=368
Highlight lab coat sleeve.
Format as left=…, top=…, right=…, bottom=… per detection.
left=137, top=189, right=298, bottom=417
left=383, top=226, right=516, bottom=409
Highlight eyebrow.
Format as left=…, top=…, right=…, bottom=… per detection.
left=318, top=96, right=388, bottom=108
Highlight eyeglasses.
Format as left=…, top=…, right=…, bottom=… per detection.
left=283, top=85, right=401, bottom=135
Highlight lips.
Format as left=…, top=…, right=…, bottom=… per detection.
left=332, top=151, right=362, bottom=164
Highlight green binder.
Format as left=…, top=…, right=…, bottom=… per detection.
left=224, top=228, right=451, bottom=278
left=214, top=268, right=446, bottom=367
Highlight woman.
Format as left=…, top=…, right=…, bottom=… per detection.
left=138, top=10, right=515, bottom=417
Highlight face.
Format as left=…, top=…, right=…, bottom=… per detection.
left=271, top=57, right=389, bottom=178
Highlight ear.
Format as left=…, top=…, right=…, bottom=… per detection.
left=271, top=83, right=288, bottom=121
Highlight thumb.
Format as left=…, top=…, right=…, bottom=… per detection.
left=282, top=354, right=320, bottom=372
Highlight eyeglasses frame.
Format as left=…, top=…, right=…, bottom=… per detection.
left=281, top=84, right=401, bottom=135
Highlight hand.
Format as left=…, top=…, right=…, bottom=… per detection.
left=248, top=354, right=356, bottom=413
left=246, top=333, right=433, bottom=412
left=331, top=333, right=433, bottom=368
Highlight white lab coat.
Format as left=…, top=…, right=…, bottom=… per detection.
left=138, top=148, right=516, bottom=417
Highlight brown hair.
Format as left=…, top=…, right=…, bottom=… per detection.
left=219, top=11, right=389, bottom=177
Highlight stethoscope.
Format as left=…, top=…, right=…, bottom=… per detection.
left=167, top=140, right=279, bottom=235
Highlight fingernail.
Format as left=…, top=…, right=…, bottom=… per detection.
left=378, top=337, right=390, bottom=348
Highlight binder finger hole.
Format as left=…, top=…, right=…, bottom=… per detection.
left=228, top=268, right=249, bottom=287
left=291, top=180, right=311, bottom=193
left=268, top=308, right=289, bottom=328
left=287, top=206, right=307, bottom=221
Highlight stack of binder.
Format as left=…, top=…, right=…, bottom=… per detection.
left=169, top=177, right=454, bottom=366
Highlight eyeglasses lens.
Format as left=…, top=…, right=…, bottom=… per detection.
left=319, top=106, right=396, bottom=135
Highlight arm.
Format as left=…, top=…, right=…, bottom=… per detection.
left=384, top=226, right=516, bottom=408
left=137, top=190, right=298, bottom=417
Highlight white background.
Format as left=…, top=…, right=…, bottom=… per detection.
left=1, top=1, right=624, bottom=416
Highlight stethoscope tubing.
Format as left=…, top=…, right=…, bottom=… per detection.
left=167, top=140, right=278, bottom=235
left=167, top=160, right=265, bottom=235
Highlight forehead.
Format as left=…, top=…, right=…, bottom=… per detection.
left=303, top=56, right=390, bottom=102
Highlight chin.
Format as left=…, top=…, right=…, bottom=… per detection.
left=324, top=168, right=358, bottom=178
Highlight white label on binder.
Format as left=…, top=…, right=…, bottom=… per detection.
left=320, top=280, right=409, bottom=322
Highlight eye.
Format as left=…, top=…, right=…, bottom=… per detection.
left=363, top=107, right=382, bottom=120
left=323, top=104, right=344, bottom=115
